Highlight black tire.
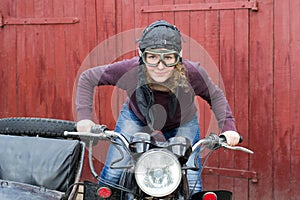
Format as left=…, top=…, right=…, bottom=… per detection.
left=0, top=117, right=77, bottom=138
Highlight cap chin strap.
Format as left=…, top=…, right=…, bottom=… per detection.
left=179, top=50, right=183, bottom=57
left=138, top=48, right=143, bottom=57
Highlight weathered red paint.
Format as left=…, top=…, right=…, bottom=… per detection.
left=141, top=1, right=258, bottom=12
left=0, top=0, right=299, bottom=199
left=0, top=15, right=79, bottom=27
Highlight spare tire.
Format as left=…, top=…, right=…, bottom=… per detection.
left=0, top=117, right=77, bottom=138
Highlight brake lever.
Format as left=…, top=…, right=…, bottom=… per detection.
left=221, top=143, right=254, bottom=154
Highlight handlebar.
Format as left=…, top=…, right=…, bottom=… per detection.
left=64, top=126, right=253, bottom=154
left=64, top=126, right=253, bottom=184
left=64, top=125, right=130, bottom=149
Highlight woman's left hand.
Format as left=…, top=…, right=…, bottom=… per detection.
left=220, top=131, right=240, bottom=146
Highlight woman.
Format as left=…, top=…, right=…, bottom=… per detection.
left=76, top=20, right=240, bottom=194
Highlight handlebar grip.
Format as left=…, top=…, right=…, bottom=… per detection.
left=90, top=125, right=108, bottom=134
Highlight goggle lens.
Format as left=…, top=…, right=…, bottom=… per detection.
left=142, top=50, right=180, bottom=67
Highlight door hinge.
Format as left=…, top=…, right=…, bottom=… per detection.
left=203, top=166, right=258, bottom=183
left=141, top=0, right=258, bottom=13
left=0, top=13, right=79, bottom=27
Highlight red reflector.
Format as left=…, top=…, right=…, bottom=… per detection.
left=203, top=192, right=217, bottom=200
left=97, top=187, right=112, bottom=198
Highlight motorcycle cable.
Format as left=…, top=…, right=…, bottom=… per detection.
left=187, top=144, right=221, bottom=199
left=97, top=176, right=138, bottom=195
left=109, top=138, right=135, bottom=169
left=89, top=136, right=138, bottom=196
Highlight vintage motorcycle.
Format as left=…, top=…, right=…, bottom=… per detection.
left=65, top=124, right=253, bottom=200
left=0, top=117, right=253, bottom=200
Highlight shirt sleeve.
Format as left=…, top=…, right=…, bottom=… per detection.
left=185, top=60, right=237, bottom=132
left=75, top=57, right=139, bottom=121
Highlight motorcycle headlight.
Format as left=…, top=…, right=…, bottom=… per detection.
left=135, top=149, right=182, bottom=197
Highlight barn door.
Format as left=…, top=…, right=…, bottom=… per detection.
left=0, top=0, right=263, bottom=199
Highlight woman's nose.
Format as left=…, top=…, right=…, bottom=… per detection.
left=156, top=61, right=165, bottom=70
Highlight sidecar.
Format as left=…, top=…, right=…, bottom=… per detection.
left=0, top=118, right=85, bottom=200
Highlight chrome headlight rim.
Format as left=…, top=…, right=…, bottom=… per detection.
left=134, top=149, right=182, bottom=197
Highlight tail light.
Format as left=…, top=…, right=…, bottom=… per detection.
left=97, top=186, right=112, bottom=198
left=203, top=192, right=217, bottom=200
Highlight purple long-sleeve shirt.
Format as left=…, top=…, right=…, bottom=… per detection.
left=76, top=56, right=237, bottom=132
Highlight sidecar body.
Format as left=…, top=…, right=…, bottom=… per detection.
left=0, top=118, right=85, bottom=200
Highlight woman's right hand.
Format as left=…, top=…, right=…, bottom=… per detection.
left=76, top=119, right=95, bottom=132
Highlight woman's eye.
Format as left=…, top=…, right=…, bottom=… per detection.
left=164, top=55, right=174, bottom=60
left=147, top=55, right=157, bottom=60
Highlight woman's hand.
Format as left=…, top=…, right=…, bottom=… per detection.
left=76, top=119, right=95, bottom=132
left=220, top=131, right=240, bottom=146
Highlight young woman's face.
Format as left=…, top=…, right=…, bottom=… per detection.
left=144, top=49, right=178, bottom=83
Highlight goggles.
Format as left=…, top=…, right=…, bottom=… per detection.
left=141, top=49, right=180, bottom=67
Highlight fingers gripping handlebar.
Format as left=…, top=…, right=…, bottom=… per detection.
left=192, top=133, right=253, bottom=154
left=90, top=124, right=108, bottom=134
left=219, top=135, right=244, bottom=143
left=218, top=135, right=253, bottom=154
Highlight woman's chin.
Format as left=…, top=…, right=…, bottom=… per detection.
left=152, top=77, right=169, bottom=83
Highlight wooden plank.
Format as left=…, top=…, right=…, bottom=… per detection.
left=148, top=0, right=163, bottom=24
left=0, top=1, right=18, bottom=117
left=118, top=0, right=135, bottom=109
left=0, top=28, right=8, bottom=116
left=43, top=0, right=56, bottom=119
left=52, top=0, right=67, bottom=119
left=201, top=0, right=221, bottom=191
left=73, top=0, right=96, bottom=121
left=2, top=17, right=79, bottom=26
left=289, top=0, right=300, bottom=199
left=273, top=0, right=292, bottom=199
left=189, top=0, right=216, bottom=147
left=141, top=1, right=258, bottom=12
left=31, top=0, right=47, bottom=117
left=43, top=0, right=60, bottom=119
left=15, top=0, right=34, bottom=116
left=162, top=0, right=175, bottom=23
left=96, top=0, right=117, bottom=128
left=147, top=0, right=163, bottom=28
left=219, top=2, right=235, bottom=194
left=232, top=3, right=251, bottom=199
left=175, top=0, right=190, bottom=60
left=74, top=0, right=101, bottom=182
left=134, top=0, right=149, bottom=29
left=190, top=0, right=208, bottom=139
left=248, top=0, right=274, bottom=199
left=64, top=0, right=77, bottom=120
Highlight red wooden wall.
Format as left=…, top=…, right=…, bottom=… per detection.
left=0, top=0, right=299, bottom=199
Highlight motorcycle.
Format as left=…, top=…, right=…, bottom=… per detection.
left=0, top=117, right=253, bottom=200
left=64, top=124, right=253, bottom=200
